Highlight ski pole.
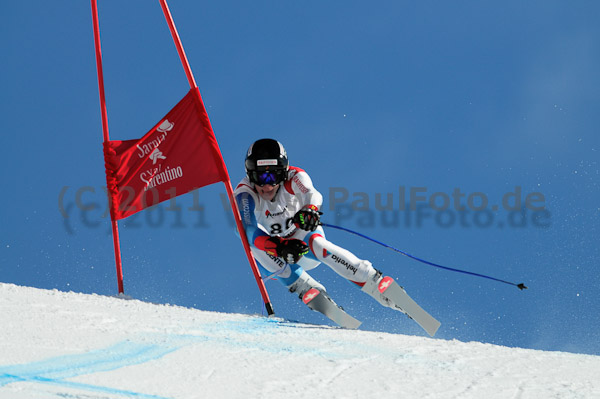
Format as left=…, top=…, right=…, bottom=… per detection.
left=262, top=265, right=290, bottom=281
left=320, top=222, right=527, bottom=290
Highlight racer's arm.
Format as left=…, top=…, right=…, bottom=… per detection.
left=235, top=190, right=269, bottom=245
left=285, top=168, right=323, bottom=210
left=286, top=168, right=324, bottom=231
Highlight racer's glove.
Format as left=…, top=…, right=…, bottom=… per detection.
left=293, top=205, right=323, bottom=231
left=264, top=237, right=309, bottom=264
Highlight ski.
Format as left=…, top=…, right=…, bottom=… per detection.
left=379, top=277, right=441, bottom=337
left=302, top=288, right=362, bottom=329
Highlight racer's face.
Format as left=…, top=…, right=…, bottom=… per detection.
left=256, top=183, right=279, bottom=201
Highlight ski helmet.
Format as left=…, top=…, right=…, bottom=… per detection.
left=245, top=138, right=289, bottom=186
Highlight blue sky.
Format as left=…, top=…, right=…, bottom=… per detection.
left=1, top=1, right=599, bottom=355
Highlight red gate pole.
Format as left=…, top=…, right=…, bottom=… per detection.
left=158, top=0, right=274, bottom=315
left=91, top=0, right=124, bottom=294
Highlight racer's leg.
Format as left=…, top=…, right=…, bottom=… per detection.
left=296, top=228, right=401, bottom=309
left=251, top=247, right=324, bottom=295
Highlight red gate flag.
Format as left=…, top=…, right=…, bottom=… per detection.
left=92, top=0, right=273, bottom=314
left=103, top=88, right=227, bottom=220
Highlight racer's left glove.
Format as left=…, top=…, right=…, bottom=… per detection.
left=293, top=205, right=323, bottom=232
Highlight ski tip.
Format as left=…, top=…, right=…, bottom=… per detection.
left=428, top=321, right=441, bottom=337
left=345, top=320, right=362, bottom=330
left=517, top=283, right=528, bottom=290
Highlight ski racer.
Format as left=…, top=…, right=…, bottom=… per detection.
left=233, top=138, right=407, bottom=325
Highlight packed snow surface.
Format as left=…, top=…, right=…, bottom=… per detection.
left=0, top=283, right=598, bottom=399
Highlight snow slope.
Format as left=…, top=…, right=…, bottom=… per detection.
left=0, top=283, right=598, bottom=399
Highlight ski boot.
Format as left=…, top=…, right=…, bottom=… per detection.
left=361, top=267, right=406, bottom=313
left=289, top=272, right=361, bottom=329
left=361, top=267, right=441, bottom=337
left=288, top=271, right=326, bottom=298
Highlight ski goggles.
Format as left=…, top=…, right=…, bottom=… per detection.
left=250, top=170, right=286, bottom=186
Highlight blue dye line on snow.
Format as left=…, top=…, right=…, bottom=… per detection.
left=2, top=373, right=169, bottom=399
left=0, top=316, right=345, bottom=397
left=0, top=340, right=178, bottom=398
left=197, top=317, right=345, bottom=358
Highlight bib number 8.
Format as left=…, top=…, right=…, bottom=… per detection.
left=270, top=218, right=294, bottom=235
